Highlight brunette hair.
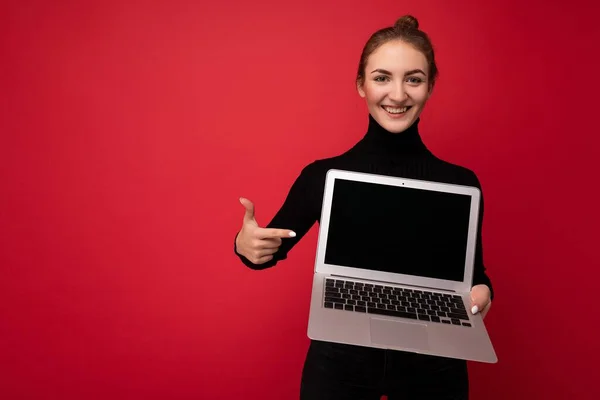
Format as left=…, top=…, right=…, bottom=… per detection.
left=356, top=15, right=438, bottom=89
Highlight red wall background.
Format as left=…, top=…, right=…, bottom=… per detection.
left=2, top=0, right=599, bottom=399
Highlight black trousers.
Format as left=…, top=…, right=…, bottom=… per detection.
left=300, top=340, right=469, bottom=400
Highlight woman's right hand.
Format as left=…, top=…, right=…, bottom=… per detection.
left=235, top=197, right=296, bottom=264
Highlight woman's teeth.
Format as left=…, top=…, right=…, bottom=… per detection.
left=383, top=106, right=409, bottom=114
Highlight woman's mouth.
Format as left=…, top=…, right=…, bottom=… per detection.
left=382, top=105, right=412, bottom=116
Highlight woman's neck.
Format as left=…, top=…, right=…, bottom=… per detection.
left=354, top=114, right=430, bottom=157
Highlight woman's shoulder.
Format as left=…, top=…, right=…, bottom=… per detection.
left=426, top=154, right=483, bottom=189
left=296, top=151, right=356, bottom=176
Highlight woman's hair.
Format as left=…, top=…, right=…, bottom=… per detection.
left=356, top=15, right=438, bottom=89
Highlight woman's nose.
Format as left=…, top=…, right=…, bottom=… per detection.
left=389, top=82, right=407, bottom=102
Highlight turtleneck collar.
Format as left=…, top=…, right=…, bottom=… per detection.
left=351, top=114, right=431, bottom=158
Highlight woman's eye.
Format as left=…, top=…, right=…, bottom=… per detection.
left=407, top=77, right=423, bottom=84
left=374, top=75, right=389, bottom=82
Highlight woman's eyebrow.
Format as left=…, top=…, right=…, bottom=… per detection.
left=370, top=68, right=426, bottom=76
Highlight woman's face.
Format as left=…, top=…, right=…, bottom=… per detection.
left=358, top=40, right=432, bottom=133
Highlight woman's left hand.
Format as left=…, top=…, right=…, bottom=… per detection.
left=470, top=284, right=492, bottom=318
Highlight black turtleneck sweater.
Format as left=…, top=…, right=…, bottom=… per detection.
left=235, top=115, right=493, bottom=298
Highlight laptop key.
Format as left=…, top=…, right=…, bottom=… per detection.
left=324, top=302, right=333, bottom=308
left=447, top=312, right=469, bottom=321
left=325, top=297, right=345, bottom=304
left=418, top=314, right=430, bottom=321
left=367, top=307, right=418, bottom=320
left=431, top=316, right=441, bottom=323
left=355, top=306, right=367, bottom=313
left=334, top=303, right=344, bottom=310
left=345, top=305, right=354, bottom=311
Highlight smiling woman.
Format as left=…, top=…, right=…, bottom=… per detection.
left=234, top=14, right=494, bottom=400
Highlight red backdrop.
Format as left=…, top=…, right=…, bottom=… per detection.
left=2, top=0, right=599, bottom=399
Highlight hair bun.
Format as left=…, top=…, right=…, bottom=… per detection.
left=394, top=15, right=419, bottom=30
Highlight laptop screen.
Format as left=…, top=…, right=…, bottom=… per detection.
left=324, top=178, right=473, bottom=282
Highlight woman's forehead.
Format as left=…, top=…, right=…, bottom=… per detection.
left=367, top=41, right=428, bottom=72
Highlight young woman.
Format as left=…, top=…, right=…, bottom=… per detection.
left=234, top=15, right=493, bottom=400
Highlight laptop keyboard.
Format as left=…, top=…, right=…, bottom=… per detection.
left=324, top=278, right=472, bottom=327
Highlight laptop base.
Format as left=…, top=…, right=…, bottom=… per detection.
left=307, top=272, right=498, bottom=363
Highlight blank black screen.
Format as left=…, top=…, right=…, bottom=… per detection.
left=324, top=179, right=472, bottom=282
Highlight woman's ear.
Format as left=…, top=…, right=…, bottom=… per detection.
left=427, top=82, right=435, bottom=97
left=357, top=80, right=366, bottom=98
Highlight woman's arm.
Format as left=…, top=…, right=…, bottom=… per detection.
left=470, top=172, right=494, bottom=301
left=234, top=162, right=322, bottom=270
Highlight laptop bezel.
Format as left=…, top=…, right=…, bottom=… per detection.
left=314, top=169, right=481, bottom=294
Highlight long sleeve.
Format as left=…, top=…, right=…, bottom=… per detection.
left=234, top=162, right=322, bottom=270
left=469, top=172, right=494, bottom=300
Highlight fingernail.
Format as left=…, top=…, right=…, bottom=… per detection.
left=471, top=305, right=479, bottom=314
left=289, top=231, right=296, bottom=237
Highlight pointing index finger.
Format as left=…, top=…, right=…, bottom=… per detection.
left=257, top=227, right=297, bottom=239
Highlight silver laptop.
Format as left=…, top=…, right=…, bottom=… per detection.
left=307, top=169, right=497, bottom=363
